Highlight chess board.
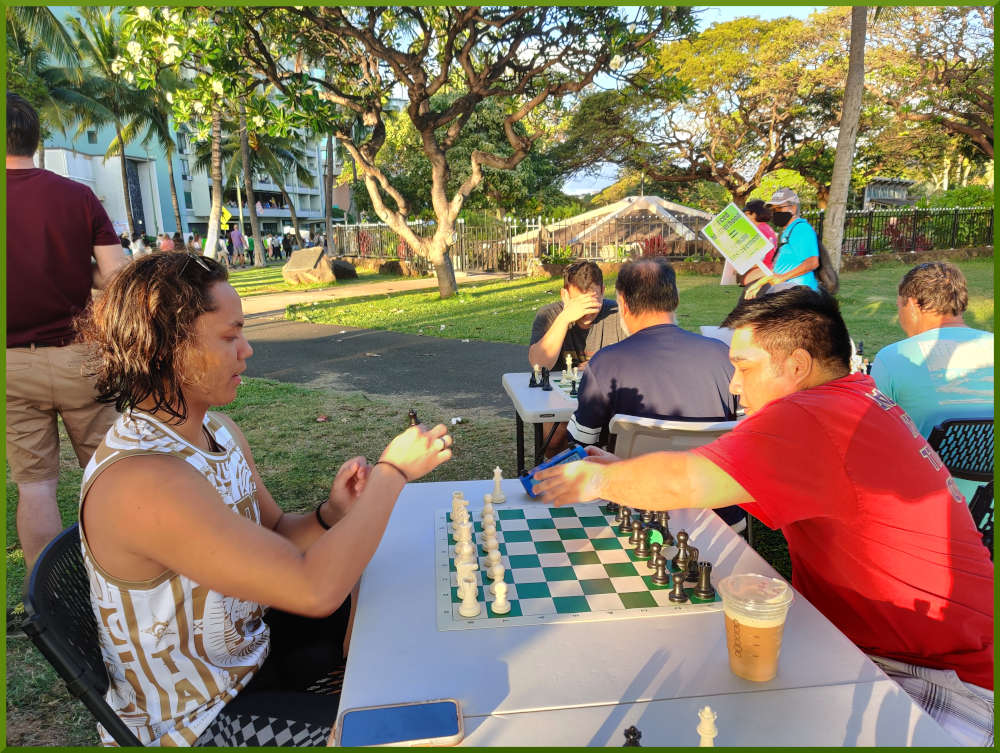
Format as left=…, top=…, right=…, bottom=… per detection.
left=551, top=372, right=577, bottom=396
left=435, top=502, right=721, bottom=631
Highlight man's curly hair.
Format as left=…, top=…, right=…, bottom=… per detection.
left=77, top=252, right=229, bottom=424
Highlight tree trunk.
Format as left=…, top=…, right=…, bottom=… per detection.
left=165, top=146, right=183, bottom=237
left=239, top=99, right=266, bottom=267
left=115, top=122, right=136, bottom=238
left=433, top=251, right=458, bottom=298
left=37, top=140, right=45, bottom=170
left=822, top=6, right=867, bottom=272
left=204, top=108, right=224, bottom=260
left=278, top=185, right=303, bottom=246
left=324, top=133, right=335, bottom=254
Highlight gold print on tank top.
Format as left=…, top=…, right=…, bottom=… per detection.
left=201, top=592, right=266, bottom=667
left=234, top=493, right=260, bottom=521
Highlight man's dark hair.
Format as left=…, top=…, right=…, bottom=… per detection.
left=563, top=260, right=603, bottom=292
left=744, top=199, right=772, bottom=223
left=7, top=92, right=41, bottom=157
left=614, top=256, right=679, bottom=314
left=722, top=287, right=851, bottom=372
left=898, top=262, right=968, bottom=316
left=77, top=253, right=229, bottom=424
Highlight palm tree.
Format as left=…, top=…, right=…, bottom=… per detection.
left=64, top=7, right=146, bottom=237
left=193, top=126, right=316, bottom=248
left=111, top=69, right=187, bottom=234
left=6, top=7, right=79, bottom=70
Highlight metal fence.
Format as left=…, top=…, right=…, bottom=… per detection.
left=802, top=206, right=994, bottom=256
left=327, top=205, right=994, bottom=275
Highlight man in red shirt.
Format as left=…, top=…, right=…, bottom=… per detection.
left=6, top=93, right=128, bottom=573
left=535, top=287, right=993, bottom=745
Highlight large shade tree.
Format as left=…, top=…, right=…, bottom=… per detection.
left=228, top=6, right=695, bottom=298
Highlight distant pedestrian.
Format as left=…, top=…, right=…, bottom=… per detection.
left=131, top=233, right=149, bottom=258
left=6, top=93, right=128, bottom=573
left=159, top=233, right=175, bottom=252
left=282, top=233, right=293, bottom=258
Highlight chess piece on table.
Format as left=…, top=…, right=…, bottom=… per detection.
left=540, top=367, right=552, bottom=391
left=647, top=541, right=662, bottom=570
left=629, top=519, right=643, bottom=546
left=697, top=706, right=717, bottom=747
left=658, top=510, right=674, bottom=546
left=640, top=509, right=654, bottom=525
left=491, top=466, right=506, bottom=504
left=686, top=546, right=701, bottom=582
left=619, top=508, right=633, bottom=536
left=651, top=555, right=670, bottom=586
left=613, top=504, right=624, bottom=524
left=529, top=364, right=540, bottom=388
left=694, top=562, right=716, bottom=600
left=490, top=580, right=511, bottom=614
left=635, top=527, right=651, bottom=558
left=668, top=568, right=689, bottom=602
left=569, top=378, right=578, bottom=397
left=623, top=725, right=642, bottom=747
left=672, top=531, right=692, bottom=573
left=485, top=549, right=502, bottom=568
left=458, top=576, right=481, bottom=617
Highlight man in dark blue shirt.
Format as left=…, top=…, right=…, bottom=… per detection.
left=568, top=257, right=739, bottom=447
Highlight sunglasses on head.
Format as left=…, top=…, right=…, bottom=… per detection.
left=179, top=253, right=212, bottom=276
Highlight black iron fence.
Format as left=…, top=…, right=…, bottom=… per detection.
left=801, top=206, right=994, bottom=256
left=327, top=206, right=994, bottom=275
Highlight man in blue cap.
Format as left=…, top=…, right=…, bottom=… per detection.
left=744, top=188, right=820, bottom=299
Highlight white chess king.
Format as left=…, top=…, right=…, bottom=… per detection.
left=697, top=706, right=717, bottom=747
left=491, top=466, right=506, bottom=504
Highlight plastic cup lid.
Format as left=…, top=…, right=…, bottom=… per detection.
left=716, top=573, right=793, bottom=612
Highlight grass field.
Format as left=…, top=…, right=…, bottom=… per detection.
left=5, top=255, right=992, bottom=745
left=226, top=260, right=402, bottom=297
left=288, top=259, right=994, bottom=355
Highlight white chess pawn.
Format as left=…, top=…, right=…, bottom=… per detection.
left=456, top=561, right=478, bottom=583
left=481, top=521, right=497, bottom=539
left=454, top=540, right=476, bottom=563
left=491, top=466, right=506, bottom=504
left=482, top=494, right=495, bottom=517
left=697, top=706, right=717, bottom=747
left=454, top=522, right=473, bottom=543
left=486, top=563, right=505, bottom=583
left=490, top=581, right=511, bottom=614
left=458, top=576, right=481, bottom=618
left=485, top=549, right=502, bottom=567
left=482, top=533, right=499, bottom=552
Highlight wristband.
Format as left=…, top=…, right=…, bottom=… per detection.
left=375, top=460, right=409, bottom=483
left=315, top=501, right=332, bottom=530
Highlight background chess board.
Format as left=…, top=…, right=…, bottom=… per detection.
left=435, top=502, right=721, bottom=631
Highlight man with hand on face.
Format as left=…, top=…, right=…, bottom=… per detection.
left=534, top=288, right=993, bottom=746
left=528, top=260, right=625, bottom=371
left=744, top=188, right=820, bottom=300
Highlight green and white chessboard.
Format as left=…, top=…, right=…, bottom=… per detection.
left=552, top=372, right=577, bottom=396
left=435, top=502, right=721, bottom=631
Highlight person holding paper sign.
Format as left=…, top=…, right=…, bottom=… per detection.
left=744, top=188, right=819, bottom=300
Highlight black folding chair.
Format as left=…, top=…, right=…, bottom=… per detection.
left=927, top=418, right=994, bottom=557
left=22, top=524, right=143, bottom=746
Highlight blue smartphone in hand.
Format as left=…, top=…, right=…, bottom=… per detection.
left=520, top=445, right=588, bottom=498
left=334, top=699, right=463, bottom=747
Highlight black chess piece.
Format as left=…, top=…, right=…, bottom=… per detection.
left=646, top=541, right=662, bottom=570
left=407, top=409, right=419, bottom=427
left=655, top=510, right=674, bottom=546
left=528, top=369, right=539, bottom=388
left=606, top=501, right=620, bottom=514
left=569, top=378, right=578, bottom=397
left=671, top=530, right=691, bottom=573
left=540, top=367, right=553, bottom=391
left=651, top=555, right=670, bottom=586
left=618, top=508, right=633, bottom=536
left=668, top=569, right=689, bottom=602
left=640, top=509, right=654, bottom=525
left=629, top=520, right=643, bottom=546
left=613, top=504, right=624, bottom=524
left=635, top=527, right=651, bottom=558
left=694, top=562, right=716, bottom=600
left=623, top=726, right=642, bottom=747
left=686, top=545, right=700, bottom=582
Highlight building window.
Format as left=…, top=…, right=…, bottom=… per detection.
left=176, top=131, right=189, bottom=153
left=180, top=158, right=190, bottom=175
left=87, top=130, right=98, bottom=144
left=184, top=191, right=193, bottom=210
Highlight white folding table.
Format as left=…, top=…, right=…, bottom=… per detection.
left=336, top=479, right=957, bottom=747
left=501, top=371, right=578, bottom=474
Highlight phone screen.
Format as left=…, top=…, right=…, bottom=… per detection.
left=339, top=700, right=460, bottom=746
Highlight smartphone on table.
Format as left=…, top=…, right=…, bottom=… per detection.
left=332, top=698, right=463, bottom=747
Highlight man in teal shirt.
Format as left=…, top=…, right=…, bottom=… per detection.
left=745, top=188, right=820, bottom=299
left=871, top=262, right=993, bottom=499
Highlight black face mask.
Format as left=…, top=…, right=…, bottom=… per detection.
left=772, top=210, right=794, bottom=227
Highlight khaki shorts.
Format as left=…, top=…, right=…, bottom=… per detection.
left=6, top=343, right=119, bottom=483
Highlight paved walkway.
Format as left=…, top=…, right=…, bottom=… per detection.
left=241, top=270, right=508, bottom=317
left=241, top=271, right=528, bottom=420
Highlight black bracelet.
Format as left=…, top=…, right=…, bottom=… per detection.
left=315, top=501, right=332, bottom=530
left=374, top=460, right=409, bottom=482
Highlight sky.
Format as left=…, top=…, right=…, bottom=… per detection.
left=561, top=5, right=824, bottom=196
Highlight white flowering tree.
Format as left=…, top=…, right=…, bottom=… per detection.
left=227, top=6, right=692, bottom=297
left=119, top=6, right=273, bottom=261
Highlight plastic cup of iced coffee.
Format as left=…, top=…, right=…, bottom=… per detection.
left=716, top=573, right=793, bottom=682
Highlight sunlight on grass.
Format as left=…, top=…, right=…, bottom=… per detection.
left=226, top=262, right=401, bottom=297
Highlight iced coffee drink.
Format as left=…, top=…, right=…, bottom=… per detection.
left=716, top=573, right=793, bottom=682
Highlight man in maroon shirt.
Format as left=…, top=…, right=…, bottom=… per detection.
left=535, top=287, right=993, bottom=745
left=6, top=93, right=128, bottom=573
